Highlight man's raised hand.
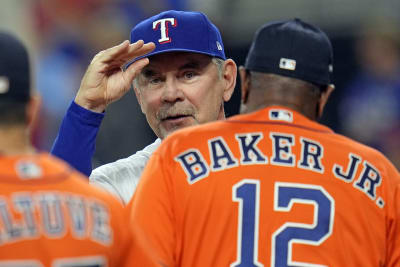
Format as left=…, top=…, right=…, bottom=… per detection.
left=76, top=40, right=155, bottom=112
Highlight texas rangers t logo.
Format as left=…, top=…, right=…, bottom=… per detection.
left=153, top=18, right=177, bottom=44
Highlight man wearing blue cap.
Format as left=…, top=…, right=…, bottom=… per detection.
left=128, top=19, right=400, bottom=266
left=51, top=10, right=237, bottom=204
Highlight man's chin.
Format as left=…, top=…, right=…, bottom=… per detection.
left=160, top=126, right=188, bottom=139
left=160, top=120, right=198, bottom=139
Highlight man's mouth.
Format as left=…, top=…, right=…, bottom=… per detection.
left=162, top=114, right=190, bottom=121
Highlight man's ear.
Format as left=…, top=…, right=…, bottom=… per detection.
left=221, top=59, right=237, bottom=102
left=317, top=84, right=335, bottom=118
left=239, top=66, right=250, bottom=104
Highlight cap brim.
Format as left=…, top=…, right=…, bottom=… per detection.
left=124, top=48, right=226, bottom=70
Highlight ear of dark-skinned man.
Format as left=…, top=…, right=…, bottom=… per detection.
left=239, top=66, right=250, bottom=104
left=317, top=84, right=335, bottom=119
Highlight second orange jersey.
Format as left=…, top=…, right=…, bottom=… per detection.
left=0, top=153, right=134, bottom=267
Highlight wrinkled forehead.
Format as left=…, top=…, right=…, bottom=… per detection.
left=143, top=52, right=213, bottom=73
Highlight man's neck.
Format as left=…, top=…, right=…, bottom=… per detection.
left=0, top=126, right=35, bottom=155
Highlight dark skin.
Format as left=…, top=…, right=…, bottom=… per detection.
left=239, top=66, right=335, bottom=121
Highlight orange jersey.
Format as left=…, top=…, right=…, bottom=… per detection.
left=0, top=153, right=133, bottom=267
left=129, top=106, right=400, bottom=267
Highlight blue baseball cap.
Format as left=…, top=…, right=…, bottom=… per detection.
left=126, top=10, right=226, bottom=68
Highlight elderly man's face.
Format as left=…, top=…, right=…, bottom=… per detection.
left=134, top=52, right=235, bottom=139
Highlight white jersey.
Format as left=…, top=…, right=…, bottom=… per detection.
left=89, top=138, right=161, bottom=204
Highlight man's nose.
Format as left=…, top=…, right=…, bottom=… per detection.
left=161, top=78, right=184, bottom=103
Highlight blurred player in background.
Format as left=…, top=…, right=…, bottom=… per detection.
left=51, top=10, right=237, bottom=204
left=128, top=19, right=400, bottom=266
left=0, top=31, right=137, bottom=267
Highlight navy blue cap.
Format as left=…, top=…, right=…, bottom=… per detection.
left=245, top=18, right=333, bottom=86
left=126, top=10, right=225, bottom=67
left=0, top=32, right=30, bottom=103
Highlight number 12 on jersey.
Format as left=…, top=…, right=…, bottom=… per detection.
left=231, top=180, right=335, bottom=267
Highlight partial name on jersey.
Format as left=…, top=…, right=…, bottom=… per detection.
left=175, top=131, right=384, bottom=208
left=0, top=192, right=112, bottom=246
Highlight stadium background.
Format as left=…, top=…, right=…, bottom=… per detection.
left=1, top=0, right=399, bottom=169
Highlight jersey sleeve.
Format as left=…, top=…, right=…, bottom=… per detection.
left=127, top=152, right=175, bottom=267
left=50, top=101, right=104, bottom=177
left=89, top=166, right=135, bottom=204
left=89, top=170, right=125, bottom=203
left=88, top=149, right=153, bottom=204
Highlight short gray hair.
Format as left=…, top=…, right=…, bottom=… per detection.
left=212, top=57, right=225, bottom=79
